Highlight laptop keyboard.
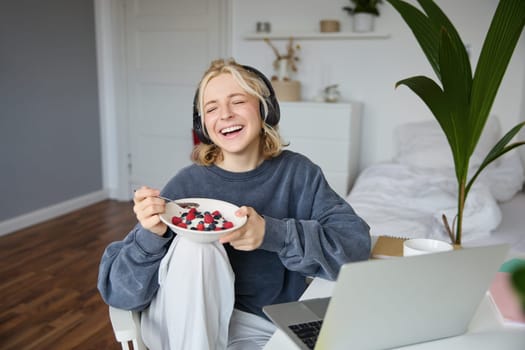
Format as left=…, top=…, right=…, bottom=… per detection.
left=288, top=320, right=323, bottom=349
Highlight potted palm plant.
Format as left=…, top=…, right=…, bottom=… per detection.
left=343, top=0, right=383, bottom=32
left=386, top=0, right=525, bottom=245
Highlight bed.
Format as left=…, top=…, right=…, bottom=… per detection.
left=346, top=117, right=525, bottom=255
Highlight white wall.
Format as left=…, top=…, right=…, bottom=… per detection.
left=231, top=0, right=525, bottom=169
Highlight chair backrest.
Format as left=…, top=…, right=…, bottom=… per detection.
left=109, top=306, right=147, bottom=350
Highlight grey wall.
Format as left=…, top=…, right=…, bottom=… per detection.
left=0, top=0, right=102, bottom=221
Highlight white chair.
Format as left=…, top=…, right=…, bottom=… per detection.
left=109, top=306, right=147, bottom=350
left=108, top=280, right=314, bottom=349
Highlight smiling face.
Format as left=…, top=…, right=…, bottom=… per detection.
left=202, top=73, right=264, bottom=169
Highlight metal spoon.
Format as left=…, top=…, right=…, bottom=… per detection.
left=155, top=195, right=200, bottom=209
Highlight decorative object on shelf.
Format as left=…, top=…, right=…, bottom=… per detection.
left=256, top=21, right=271, bottom=33
left=320, top=20, right=340, bottom=33
left=387, top=0, right=525, bottom=246
left=342, top=0, right=383, bottom=33
left=264, top=37, right=300, bottom=80
left=323, top=84, right=341, bottom=103
left=272, top=81, right=301, bottom=102
left=264, top=37, right=302, bottom=101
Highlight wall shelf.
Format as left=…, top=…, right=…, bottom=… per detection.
left=243, top=32, right=390, bottom=40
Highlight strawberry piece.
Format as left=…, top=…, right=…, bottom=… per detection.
left=223, top=221, right=234, bottom=229
left=196, top=223, right=205, bottom=231
left=188, top=207, right=198, bottom=215
left=176, top=222, right=187, bottom=228
left=171, top=216, right=182, bottom=225
left=186, top=212, right=196, bottom=221
left=212, top=210, right=221, bottom=217
left=204, top=213, right=214, bottom=224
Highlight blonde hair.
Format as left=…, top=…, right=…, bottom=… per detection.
left=192, top=58, right=287, bottom=166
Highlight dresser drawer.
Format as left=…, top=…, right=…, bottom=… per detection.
left=277, top=102, right=362, bottom=197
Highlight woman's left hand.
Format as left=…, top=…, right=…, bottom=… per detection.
left=219, top=206, right=265, bottom=251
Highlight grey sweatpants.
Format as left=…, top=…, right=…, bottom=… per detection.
left=228, top=309, right=277, bottom=350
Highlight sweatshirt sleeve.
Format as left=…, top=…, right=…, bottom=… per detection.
left=97, top=224, right=174, bottom=310
left=259, top=166, right=371, bottom=280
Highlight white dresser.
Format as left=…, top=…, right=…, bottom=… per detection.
left=278, top=102, right=362, bottom=197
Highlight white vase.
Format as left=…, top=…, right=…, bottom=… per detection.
left=353, top=13, right=375, bottom=33
left=277, top=58, right=289, bottom=80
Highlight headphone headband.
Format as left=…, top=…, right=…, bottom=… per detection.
left=192, top=65, right=280, bottom=145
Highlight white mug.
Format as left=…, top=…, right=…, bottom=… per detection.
left=403, top=238, right=453, bottom=256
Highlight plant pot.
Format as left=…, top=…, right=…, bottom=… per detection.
left=271, top=80, right=301, bottom=102
left=353, top=13, right=375, bottom=33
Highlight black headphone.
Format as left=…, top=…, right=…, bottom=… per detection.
left=192, top=65, right=280, bottom=145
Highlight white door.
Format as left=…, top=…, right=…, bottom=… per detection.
left=124, top=0, right=229, bottom=193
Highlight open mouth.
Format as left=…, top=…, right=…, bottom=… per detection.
left=220, top=125, right=243, bottom=136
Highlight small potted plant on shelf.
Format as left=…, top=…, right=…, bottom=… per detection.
left=342, top=0, right=383, bottom=32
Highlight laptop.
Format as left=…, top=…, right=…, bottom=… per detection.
left=263, top=244, right=509, bottom=350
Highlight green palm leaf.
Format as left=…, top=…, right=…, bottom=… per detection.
left=469, top=1, right=525, bottom=155
left=416, top=0, right=472, bottom=84
left=466, top=122, right=525, bottom=195
left=438, top=28, right=472, bottom=180
left=387, top=0, right=441, bottom=79
left=395, top=75, right=462, bottom=172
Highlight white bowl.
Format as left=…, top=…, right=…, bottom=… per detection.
left=403, top=238, right=453, bottom=256
left=159, top=198, right=247, bottom=243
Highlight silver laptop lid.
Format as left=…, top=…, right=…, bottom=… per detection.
left=316, top=244, right=509, bottom=350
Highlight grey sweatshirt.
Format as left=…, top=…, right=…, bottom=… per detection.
left=97, top=150, right=371, bottom=318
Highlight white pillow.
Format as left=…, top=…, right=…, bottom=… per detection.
left=394, top=117, right=524, bottom=202
left=394, top=120, right=453, bottom=169
left=394, top=117, right=501, bottom=170
left=478, top=150, right=525, bottom=202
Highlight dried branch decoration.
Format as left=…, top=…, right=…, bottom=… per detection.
left=264, top=37, right=301, bottom=80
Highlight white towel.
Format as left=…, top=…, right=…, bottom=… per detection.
left=141, top=236, right=235, bottom=350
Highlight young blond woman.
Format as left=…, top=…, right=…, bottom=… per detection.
left=98, top=59, right=371, bottom=349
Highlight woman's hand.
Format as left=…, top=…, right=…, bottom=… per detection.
left=219, top=206, right=265, bottom=251
left=133, top=186, right=167, bottom=236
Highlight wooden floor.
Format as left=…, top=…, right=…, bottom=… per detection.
left=0, top=200, right=136, bottom=350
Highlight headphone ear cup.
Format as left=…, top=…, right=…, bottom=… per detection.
left=193, top=112, right=212, bottom=145
left=264, top=93, right=280, bottom=126
left=192, top=90, right=212, bottom=144
left=241, top=65, right=280, bottom=126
